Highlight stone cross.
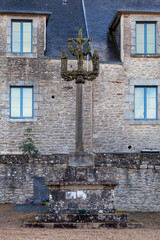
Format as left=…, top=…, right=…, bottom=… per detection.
left=61, top=27, right=99, bottom=153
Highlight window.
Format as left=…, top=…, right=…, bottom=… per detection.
left=135, top=87, right=157, bottom=120
left=10, top=87, right=33, bottom=118
left=11, top=20, right=32, bottom=53
left=136, top=22, right=156, bottom=54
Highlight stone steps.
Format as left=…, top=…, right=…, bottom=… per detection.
left=35, top=213, right=129, bottom=223
left=24, top=221, right=128, bottom=229
left=24, top=212, right=135, bottom=229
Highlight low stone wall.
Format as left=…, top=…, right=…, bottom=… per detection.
left=95, top=153, right=160, bottom=212
left=0, top=153, right=160, bottom=212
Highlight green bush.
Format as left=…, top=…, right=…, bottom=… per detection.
left=19, top=128, right=39, bottom=155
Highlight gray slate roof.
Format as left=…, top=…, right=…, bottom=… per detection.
left=0, top=0, right=50, bottom=14
left=0, top=0, right=160, bottom=62
left=123, top=0, right=160, bottom=11
left=44, top=0, right=88, bottom=59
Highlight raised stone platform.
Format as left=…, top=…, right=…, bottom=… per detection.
left=25, top=213, right=130, bottom=229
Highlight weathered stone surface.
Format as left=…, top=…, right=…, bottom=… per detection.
left=35, top=213, right=129, bottom=224
left=24, top=221, right=128, bottom=229
left=49, top=189, right=115, bottom=214
left=68, top=153, right=94, bottom=167
left=76, top=168, right=87, bottom=182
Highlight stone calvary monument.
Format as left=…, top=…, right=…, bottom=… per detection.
left=61, top=27, right=99, bottom=166
left=26, top=28, right=130, bottom=228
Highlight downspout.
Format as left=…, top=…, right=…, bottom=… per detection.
left=82, top=0, right=91, bottom=71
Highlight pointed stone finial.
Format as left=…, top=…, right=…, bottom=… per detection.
left=61, top=50, right=68, bottom=59
left=61, top=50, right=68, bottom=73
left=92, top=49, right=99, bottom=73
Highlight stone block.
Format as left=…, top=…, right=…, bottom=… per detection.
left=64, top=167, right=75, bottom=181
left=66, top=192, right=76, bottom=200
left=87, top=167, right=96, bottom=182
left=68, top=153, right=94, bottom=167
left=76, top=168, right=87, bottom=182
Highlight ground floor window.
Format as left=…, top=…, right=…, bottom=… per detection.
left=135, top=86, right=157, bottom=120
left=10, top=87, right=33, bottom=118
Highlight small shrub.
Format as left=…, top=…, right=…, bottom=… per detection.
left=19, top=128, right=39, bottom=155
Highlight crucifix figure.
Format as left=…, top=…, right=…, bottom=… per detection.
left=61, top=27, right=99, bottom=154
left=68, top=27, right=92, bottom=71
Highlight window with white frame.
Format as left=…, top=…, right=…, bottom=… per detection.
left=10, top=87, right=33, bottom=118
left=136, top=22, right=156, bottom=54
left=134, top=86, right=157, bottom=120
left=11, top=20, right=32, bottom=53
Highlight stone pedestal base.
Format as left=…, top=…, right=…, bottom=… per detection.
left=68, top=152, right=94, bottom=167
left=49, top=185, right=115, bottom=214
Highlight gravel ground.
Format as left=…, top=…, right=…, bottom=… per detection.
left=0, top=204, right=160, bottom=240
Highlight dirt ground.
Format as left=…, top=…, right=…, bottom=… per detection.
left=0, top=204, right=160, bottom=240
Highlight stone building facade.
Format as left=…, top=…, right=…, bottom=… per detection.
left=0, top=0, right=160, bottom=211
left=1, top=13, right=160, bottom=154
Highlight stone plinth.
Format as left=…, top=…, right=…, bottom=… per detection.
left=68, top=152, right=94, bottom=167
left=45, top=154, right=117, bottom=215
left=49, top=184, right=116, bottom=214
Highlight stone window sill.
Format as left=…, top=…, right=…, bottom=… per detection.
left=8, top=118, right=37, bottom=123
left=129, top=119, right=160, bottom=125
left=131, top=54, right=160, bottom=58
left=6, top=53, right=37, bottom=58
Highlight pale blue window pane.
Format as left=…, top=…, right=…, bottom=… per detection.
left=147, top=34, right=155, bottom=44
left=136, top=44, right=144, bottom=53
left=23, top=22, right=31, bottom=32
left=147, top=24, right=155, bottom=53
left=135, top=108, right=144, bottom=119
left=12, top=22, right=21, bottom=32
left=23, top=107, right=32, bottom=117
left=23, top=22, right=31, bottom=52
left=147, top=109, right=156, bottom=119
left=136, top=24, right=145, bottom=53
left=23, top=32, right=31, bottom=42
left=12, top=32, right=20, bottom=42
left=12, top=42, right=20, bottom=52
left=135, top=98, right=144, bottom=109
left=147, top=98, right=156, bottom=109
left=146, top=88, right=156, bottom=118
left=147, top=87, right=156, bottom=98
left=137, top=34, right=144, bottom=44
left=12, top=22, right=21, bottom=52
left=11, top=88, right=20, bottom=117
left=135, top=88, right=144, bottom=118
left=136, top=24, right=144, bottom=34
left=23, top=88, right=32, bottom=98
left=23, top=42, right=31, bottom=53
left=23, top=88, right=32, bottom=117
left=147, top=44, right=155, bottom=54
left=135, top=87, right=144, bottom=98
left=147, top=24, right=155, bottom=34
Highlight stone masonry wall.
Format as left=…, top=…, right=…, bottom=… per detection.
left=0, top=13, right=160, bottom=154
left=0, top=154, right=160, bottom=212
left=92, top=13, right=160, bottom=153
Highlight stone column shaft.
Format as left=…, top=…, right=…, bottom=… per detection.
left=75, top=83, right=84, bottom=152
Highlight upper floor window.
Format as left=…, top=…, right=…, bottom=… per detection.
left=11, top=20, right=32, bottom=53
left=10, top=87, right=33, bottom=118
left=135, top=86, right=157, bottom=120
left=136, top=22, right=156, bottom=54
